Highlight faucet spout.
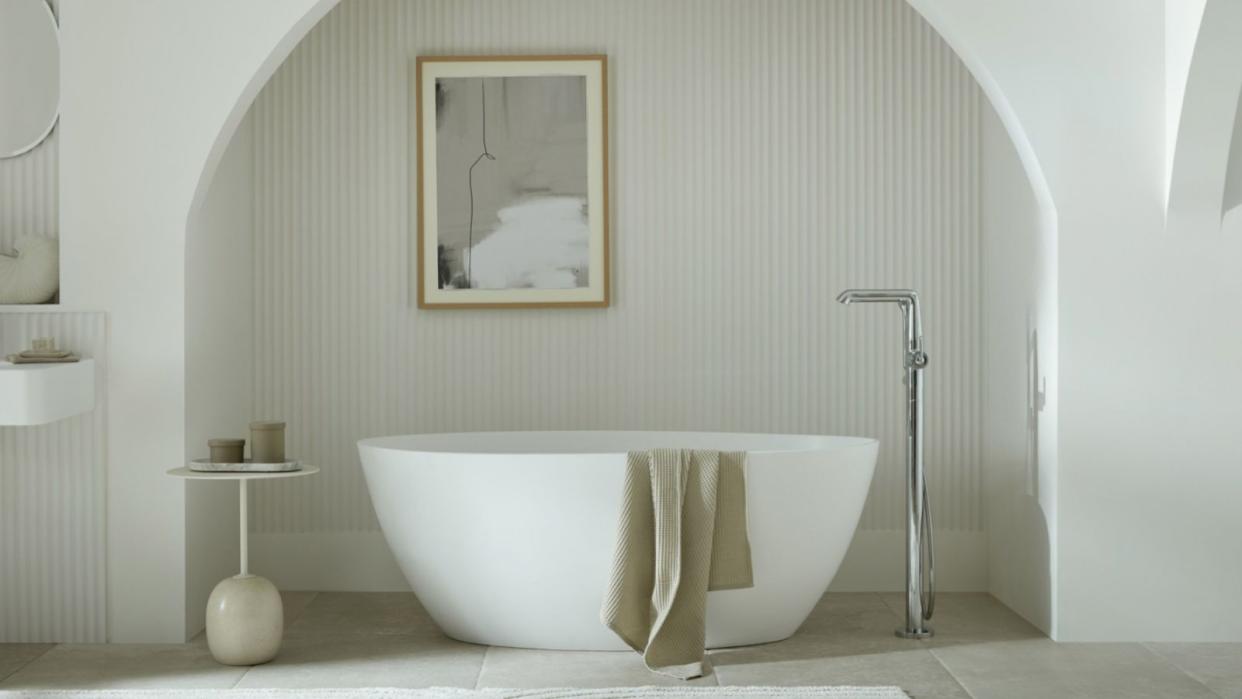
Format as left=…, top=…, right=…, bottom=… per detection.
left=837, top=289, right=923, bottom=348
left=836, top=288, right=919, bottom=305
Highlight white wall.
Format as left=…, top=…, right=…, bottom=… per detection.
left=184, top=118, right=255, bottom=638
left=980, top=104, right=1057, bottom=635
left=59, top=0, right=333, bottom=642
left=239, top=0, right=990, bottom=594
left=914, top=0, right=1242, bottom=642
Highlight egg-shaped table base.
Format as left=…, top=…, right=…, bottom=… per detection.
left=206, top=574, right=283, bottom=666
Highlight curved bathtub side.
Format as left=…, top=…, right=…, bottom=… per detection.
left=706, top=440, right=879, bottom=647
left=359, top=438, right=879, bottom=651
left=360, top=444, right=632, bottom=650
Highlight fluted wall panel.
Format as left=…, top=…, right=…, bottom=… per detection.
left=249, top=0, right=982, bottom=536
left=0, top=130, right=58, bottom=255
left=0, top=312, right=107, bottom=642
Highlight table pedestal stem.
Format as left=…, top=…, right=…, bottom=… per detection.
left=239, top=480, right=248, bottom=576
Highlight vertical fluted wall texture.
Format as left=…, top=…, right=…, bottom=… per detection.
left=249, top=0, right=982, bottom=535
left=0, top=312, right=107, bottom=642
left=0, top=130, right=58, bottom=254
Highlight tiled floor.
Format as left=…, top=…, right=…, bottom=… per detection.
left=2, top=592, right=1239, bottom=698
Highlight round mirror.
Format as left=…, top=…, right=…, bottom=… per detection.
left=0, top=0, right=59, bottom=159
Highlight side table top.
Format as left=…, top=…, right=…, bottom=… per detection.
left=166, top=465, right=320, bottom=481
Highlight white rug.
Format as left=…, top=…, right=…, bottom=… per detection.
left=0, top=687, right=910, bottom=699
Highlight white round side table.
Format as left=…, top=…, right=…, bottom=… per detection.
left=167, top=465, right=319, bottom=665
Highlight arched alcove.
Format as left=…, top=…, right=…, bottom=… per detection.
left=185, top=0, right=1057, bottom=637
left=182, top=0, right=340, bottom=638
left=1223, top=88, right=1242, bottom=229
left=1166, top=0, right=1242, bottom=234
left=904, top=0, right=1059, bottom=637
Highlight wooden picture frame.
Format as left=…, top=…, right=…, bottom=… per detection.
left=413, top=55, right=610, bottom=308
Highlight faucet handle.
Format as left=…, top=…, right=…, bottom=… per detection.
left=906, top=350, right=929, bottom=370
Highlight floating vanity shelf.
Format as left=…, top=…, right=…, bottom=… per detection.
left=0, top=304, right=62, bottom=312
left=0, top=358, right=94, bottom=425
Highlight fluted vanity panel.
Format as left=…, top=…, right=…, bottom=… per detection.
left=248, top=0, right=982, bottom=544
left=0, top=311, right=107, bottom=642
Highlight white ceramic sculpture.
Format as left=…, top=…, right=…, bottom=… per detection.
left=0, top=237, right=58, bottom=304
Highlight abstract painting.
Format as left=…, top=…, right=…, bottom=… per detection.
left=414, top=56, right=609, bottom=308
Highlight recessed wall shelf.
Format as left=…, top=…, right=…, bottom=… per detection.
left=0, top=358, right=94, bottom=425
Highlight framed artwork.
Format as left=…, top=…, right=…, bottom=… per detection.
left=413, top=55, right=610, bottom=308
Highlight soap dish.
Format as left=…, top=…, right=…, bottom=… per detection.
left=189, top=458, right=301, bottom=473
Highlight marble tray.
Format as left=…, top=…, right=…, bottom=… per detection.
left=189, top=458, right=301, bottom=473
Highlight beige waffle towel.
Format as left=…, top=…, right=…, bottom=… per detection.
left=601, top=449, right=753, bottom=679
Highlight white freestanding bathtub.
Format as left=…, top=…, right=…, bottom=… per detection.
left=358, top=431, right=878, bottom=650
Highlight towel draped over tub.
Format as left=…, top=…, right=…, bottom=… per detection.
left=600, top=449, right=753, bottom=679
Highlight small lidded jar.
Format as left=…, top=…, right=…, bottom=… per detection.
left=208, top=438, right=245, bottom=464
left=250, top=420, right=286, bottom=463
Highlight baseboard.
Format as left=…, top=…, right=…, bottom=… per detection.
left=253, top=528, right=987, bottom=593
left=250, top=532, right=411, bottom=591
left=830, top=529, right=988, bottom=592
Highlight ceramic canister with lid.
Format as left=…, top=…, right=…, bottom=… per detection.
left=208, top=438, right=245, bottom=463
left=249, top=421, right=286, bottom=463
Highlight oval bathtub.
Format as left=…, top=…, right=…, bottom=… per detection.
left=358, top=431, right=878, bottom=651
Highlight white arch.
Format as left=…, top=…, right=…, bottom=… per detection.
left=1225, top=90, right=1242, bottom=229
left=185, top=0, right=340, bottom=227
left=1165, top=0, right=1242, bottom=234
left=902, top=0, right=1060, bottom=638
left=187, top=0, right=1059, bottom=242
left=903, top=0, right=1056, bottom=221
left=178, top=0, right=1062, bottom=641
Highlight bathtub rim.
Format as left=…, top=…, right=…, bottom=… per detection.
left=357, top=430, right=879, bottom=457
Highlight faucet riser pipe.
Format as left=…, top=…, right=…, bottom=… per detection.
left=898, top=360, right=932, bottom=638
left=837, top=289, right=933, bottom=639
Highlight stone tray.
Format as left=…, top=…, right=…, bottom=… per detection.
left=189, top=458, right=301, bottom=473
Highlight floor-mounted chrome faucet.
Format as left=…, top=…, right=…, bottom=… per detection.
left=837, top=288, right=935, bottom=639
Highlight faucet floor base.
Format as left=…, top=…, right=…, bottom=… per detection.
left=896, top=627, right=934, bottom=639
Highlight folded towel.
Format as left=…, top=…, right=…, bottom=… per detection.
left=6, top=353, right=80, bottom=364
left=19, top=350, right=72, bottom=359
left=601, top=449, right=752, bottom=679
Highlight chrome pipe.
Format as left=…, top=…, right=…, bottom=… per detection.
left=837, top=288, right=934, bottom=639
